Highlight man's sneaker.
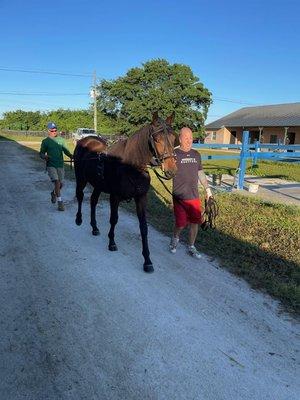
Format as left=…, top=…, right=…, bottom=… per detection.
left=187, top=245, right=202, bottom=259
left=57, top=201, right=65, bottom=211
left=169, top=237, right=179, bottom=254
left=51, top=191, right=56, bottom=204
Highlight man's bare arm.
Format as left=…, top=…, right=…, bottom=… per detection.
left=198, top=170, right=212, bottom=198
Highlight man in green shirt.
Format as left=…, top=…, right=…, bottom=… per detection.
left=40, top=122, right=73, bottom=211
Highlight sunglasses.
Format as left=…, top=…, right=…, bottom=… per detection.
left=50, top=129, right=57, bottom=132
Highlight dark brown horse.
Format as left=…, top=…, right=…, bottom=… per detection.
left=73, top=113, right=177, bottom=273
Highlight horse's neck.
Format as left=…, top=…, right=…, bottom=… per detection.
left=108, top=130, right=150, bottom=167
left=108, top=140, right=127, bottom=158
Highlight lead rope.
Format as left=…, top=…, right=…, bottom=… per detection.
left=201, top=197, right=219, bottom=230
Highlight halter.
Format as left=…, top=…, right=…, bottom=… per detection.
left=148, top=121, right=176, bottom=167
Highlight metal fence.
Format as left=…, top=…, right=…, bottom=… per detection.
left=194, top=131, right=300, bottom=190
left=1, top=129, right=72, bottom=139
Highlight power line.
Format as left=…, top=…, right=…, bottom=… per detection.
left=0, top=90, right=257, bottom=105
left=0, top=66, right=258, bottom=105
left=0, top=66, right=92, bottom=77
left=213, top=97, right=257, bottom=106
left=0, top=91, right=88, bottom=96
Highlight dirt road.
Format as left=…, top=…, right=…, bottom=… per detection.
left=0, top=141, right=299, bottom=400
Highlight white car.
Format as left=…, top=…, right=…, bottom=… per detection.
left=72, top=128, right=99, bottom=141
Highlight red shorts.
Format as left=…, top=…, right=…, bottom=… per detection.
left=173, top=198, right=202, bottom=228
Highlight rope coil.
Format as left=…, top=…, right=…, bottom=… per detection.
left=201, top=197, right=219, bottom=230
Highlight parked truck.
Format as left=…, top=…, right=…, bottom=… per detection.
left=72, top=128, right=98, bottom=141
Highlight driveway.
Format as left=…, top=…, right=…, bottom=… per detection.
left=0, top=141, right=299, bottom=400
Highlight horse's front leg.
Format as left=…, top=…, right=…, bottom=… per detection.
left=90, top=187, right=101, bottom=235
left=135, top=194, right=153, bottom=273
left=108, top=194, right=120, bottom=251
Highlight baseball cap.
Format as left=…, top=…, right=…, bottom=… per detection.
left=47, top=122, right=57, bottom=130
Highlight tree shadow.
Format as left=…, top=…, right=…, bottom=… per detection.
left=0, top=134, right=15, bottom=142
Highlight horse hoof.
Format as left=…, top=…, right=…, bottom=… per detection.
left=75, top=218, right=82, bottom=226
left=92, top=229, right=100, bottom=236
left=144, top=264, right=154, bottom=273
left=108, top=244, right=118, bottom=251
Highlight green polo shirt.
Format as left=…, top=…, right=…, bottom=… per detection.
left=40, top=136, right=72, bottom=168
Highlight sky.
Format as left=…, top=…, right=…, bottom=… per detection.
left=0, top=0, right=299, bottom=123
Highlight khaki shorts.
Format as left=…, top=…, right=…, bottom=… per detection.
left=47, top=167, right=65, bottom=182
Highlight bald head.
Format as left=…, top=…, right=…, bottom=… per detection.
left=179, top=127, right=193, bottom=138
left=179, top=127, right=193, bottom=151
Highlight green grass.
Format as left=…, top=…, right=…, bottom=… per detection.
left=2, top=133, right=300, bottom=313
left=0, top=134, right=45, bottom=142
left=200, top=149, right=300, bottom=182
left=0, top=133, right=75, bottom=159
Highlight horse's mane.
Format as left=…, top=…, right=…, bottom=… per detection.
left=108, top=124, right=151, bottom=167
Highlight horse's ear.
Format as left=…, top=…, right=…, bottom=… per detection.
left=152, top=111, right=159, bottom=125
left=166, top=111, right=175, bottom=125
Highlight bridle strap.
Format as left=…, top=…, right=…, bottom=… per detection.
left=148, top=122, right=176, bottom=166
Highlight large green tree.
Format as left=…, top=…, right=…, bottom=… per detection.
left=97, top=59, right=212, bottom=135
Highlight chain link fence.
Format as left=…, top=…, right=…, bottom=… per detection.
left=1, top=129, right=72, bottom=139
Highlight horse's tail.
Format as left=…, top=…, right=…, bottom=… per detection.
left=74, top=140, right=91, bottom=226
left=73, top=140, right=87, bottom=181
left=73, top=140, right=87, bottom=176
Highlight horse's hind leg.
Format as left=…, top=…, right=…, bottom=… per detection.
left=75, top=180, right=86, bottom=226
left=90, top=187, right=101, bottom=235
left=108, top=194, right=120, bottom=251
left=135, top=194, right=153, bottom=273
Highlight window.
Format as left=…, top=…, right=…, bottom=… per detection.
left=212, top=132, right=217, bottom=140
left=230, top=131, right=237, bottom=144
left=270, top=135, right=277, bottom=144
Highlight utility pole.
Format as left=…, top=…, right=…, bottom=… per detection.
left=93, top=70, right=97, bottom=132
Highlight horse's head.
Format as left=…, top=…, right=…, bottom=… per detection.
left=149, top=112, right=177, bottom=179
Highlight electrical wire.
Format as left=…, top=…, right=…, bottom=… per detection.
left=0, top=66, right=92, bottom=77
left=0, top=91, right=88, bottom=96
left=0, top=66, right=261, bottom=111
left=213, top=97, right=257, bottom=106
